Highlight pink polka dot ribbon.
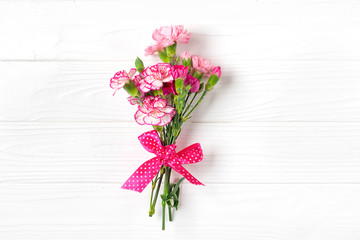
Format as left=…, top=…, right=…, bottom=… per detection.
left=121, top=130, right=204, bottom=193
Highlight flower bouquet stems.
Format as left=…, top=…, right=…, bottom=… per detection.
left=109, top=25, right=221, bottom=230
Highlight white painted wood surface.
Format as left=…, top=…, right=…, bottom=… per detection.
left=1, top=0, right=360, bottom=239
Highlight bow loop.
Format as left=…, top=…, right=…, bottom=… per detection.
left=138, top=130, right=164, bottom=155
left=175, top=143, right=203, bottom=164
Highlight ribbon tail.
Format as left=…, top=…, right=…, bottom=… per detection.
left=169, top=162, right=205, bottom=186
left=121, top=157, right=161, bottom=193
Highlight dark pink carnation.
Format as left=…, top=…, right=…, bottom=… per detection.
left=172, top=65, right=189, bottom=80
left=184, top=74, right=200, bottom=93
left=162, top=82, right=177, bottom=96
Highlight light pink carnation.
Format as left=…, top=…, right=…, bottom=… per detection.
left=191, top=55, right=214, bottom=77
left=153, top=25, right=191, bottom=46
left=172, top=65, right=189, bottom=80
left=135, top=96, right=176, bottom=126
left=145, top=25, right=191, bottom=56
left=145, top=43, right=164, bottom=56
left=110, top=68, right=137, bottom=95
left=142, top=63, right=173, bottom=91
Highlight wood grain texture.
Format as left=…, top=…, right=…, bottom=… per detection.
left=1, top=184, right=360, bottom=240
left=1, top=122, right=360, bottom=184
left=1, top=0, right=360, bottom=239
left=0, top=0, right=360, bottom=61
left=1, top=60, right=360, bottom=122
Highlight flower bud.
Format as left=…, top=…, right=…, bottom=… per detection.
left=124, top=80, right=141, bottom=98
left=212, top=66, right=221, bottom=77
left=181, top=51, right=191, bottom=68
left=205, top=74, right=220, bottom=91
left=181, top=51, right=190, bottom=60
left=166, top=43, right=177, bottom=58
left=135, top=57, right=144, bottom=73
left=174, top=78, right=186, bottom=112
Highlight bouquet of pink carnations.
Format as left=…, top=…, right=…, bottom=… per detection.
left=109, top=25, right=221, bottom=230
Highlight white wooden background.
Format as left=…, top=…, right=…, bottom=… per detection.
left=1, top=0, right=360, bottom=239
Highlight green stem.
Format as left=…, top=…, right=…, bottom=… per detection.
left=168, top=168, right=173, bottom=221
left=149, top=167, right=165, bottom=216
left=149, top=171, right=159, bottom=211
left=184, top=91, right=207, bottom=119
left=168, top=205, right=172, bottom=221
left=183, top=92, right=198, bottom=115
left=162, top=202, right=166, bottom=230
left=162, top=167, right=170, bottom=230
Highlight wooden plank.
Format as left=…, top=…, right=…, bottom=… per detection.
left=1, top=122, right=360, bottom=184
left=1, top=60, right=360, bottom=122
left=0, top=0, right=359, bottom=61
left=1, top=183, right=360, bottom=239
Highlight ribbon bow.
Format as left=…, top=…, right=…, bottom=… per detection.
left=121, top=130, right=204, bottom=193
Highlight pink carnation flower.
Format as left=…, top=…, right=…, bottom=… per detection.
left=135, top=96, right=176, bottom=126
left=142, top=63, right=173, bottom=91
left=191, top=55, right=214, bottom=77
left=110, top=68, right=137, bottom=95
left=153, top=25, right=191, bottom=46
left=145, top=25, right=191, bottom=56
left=184, top=74, right=200, bottom=93
left=132, top=74, right=152, bottom=93
left=172, top=65, right=189, bottom=80
left=163, top=82, right=177, bottom=96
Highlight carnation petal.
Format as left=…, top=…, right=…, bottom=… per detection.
left=149, top=80, right=163, bottom=89
left=162, top=106, right=175, bottom=114
left=134, top=110, right=146, bottom=125
left=154, top=98, right=167, bottom=108
left=157, top=113, right=173, bottom=126
left=128, top=68, right=137, bottom=79
left=143, top=116, right=161, bottom=126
